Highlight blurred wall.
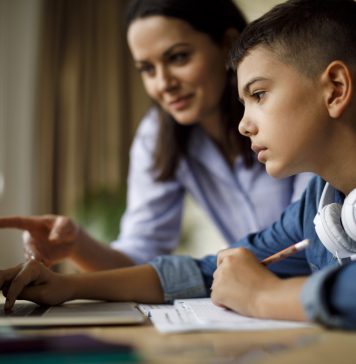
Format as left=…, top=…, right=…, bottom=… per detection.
left=0, top=0, right=41, bottom=268
left=236, top=0, right=284, bottom=20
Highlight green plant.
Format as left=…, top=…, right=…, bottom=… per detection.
left=73, top=187, right=127, bottom=244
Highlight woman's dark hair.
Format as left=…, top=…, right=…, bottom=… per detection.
left=126, top=0, right=254, bottom=180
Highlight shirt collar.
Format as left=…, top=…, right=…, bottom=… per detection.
left=186, top=126, right=236, bottom=183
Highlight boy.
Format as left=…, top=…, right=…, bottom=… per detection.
left=1, top=0, right=356, bottom=329
left=211, top=0, right=356, bottom=328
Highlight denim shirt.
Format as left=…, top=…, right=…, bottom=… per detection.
left=150, top=176, right=356, bottom=330
left=112, top=108, right=313, bottom=263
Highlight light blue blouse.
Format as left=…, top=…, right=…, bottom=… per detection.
left=111, top=109, right=313, bottom=263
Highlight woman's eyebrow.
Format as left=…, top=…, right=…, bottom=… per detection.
left=162, top=42, right=190, bottom=58
left=134, top=42, right=190, bottom=64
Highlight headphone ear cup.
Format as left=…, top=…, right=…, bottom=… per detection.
left=315, top=203, right=356, bottom=258
left=341, top=189, right=356, bottom=241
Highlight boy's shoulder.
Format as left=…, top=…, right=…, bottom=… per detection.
left=302, top=175, right=326, bottom=201
left=297, top=176, right=327, bottom=220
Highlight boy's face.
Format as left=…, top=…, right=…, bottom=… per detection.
left=237, top=46, right=328, bottom=178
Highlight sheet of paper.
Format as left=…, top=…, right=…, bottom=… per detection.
left=149, top=298, right=314, bottom=334
left=137, top=304, right=174, bottom=317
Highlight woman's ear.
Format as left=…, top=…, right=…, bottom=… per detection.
left=321, top=61, right=353, bottom=119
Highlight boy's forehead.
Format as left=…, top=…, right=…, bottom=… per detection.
left=237, top=46, right=283, bottom=92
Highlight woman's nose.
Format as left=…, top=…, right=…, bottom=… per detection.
left=157, top=66, right=178, bottom=92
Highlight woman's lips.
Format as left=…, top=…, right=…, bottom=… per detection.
left=168, top=94, right=193, bottom=111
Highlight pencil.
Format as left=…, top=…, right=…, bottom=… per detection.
left=261, top=239, right=310, bottom=266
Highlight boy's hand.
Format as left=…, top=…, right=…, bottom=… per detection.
left=0, top=259, right=72, bottom=311
left=0, top=215, right=79, bottom=266
left=211, top=248, right=281, bottom=318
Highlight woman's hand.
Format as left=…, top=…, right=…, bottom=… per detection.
left=211, top=247, right=308, bottom=321
left=1, top=261, right=165, bottom=310
left=0, top=259, right=73, bottom=311
left=0, top=215, right=79, bottom=266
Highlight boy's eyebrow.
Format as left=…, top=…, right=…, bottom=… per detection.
left=241, top=77, right=268, bottom=96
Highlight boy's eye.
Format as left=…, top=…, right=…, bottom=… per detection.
left=252, top=91, right=266, bottom=102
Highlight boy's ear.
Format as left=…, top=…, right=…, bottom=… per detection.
left=321, top=61, right=353, bottom=119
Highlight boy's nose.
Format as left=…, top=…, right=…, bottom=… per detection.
left=238, top=115, right=254, bottom=137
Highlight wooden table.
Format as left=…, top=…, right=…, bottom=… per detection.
left=17, top=322, right=356, bottom=364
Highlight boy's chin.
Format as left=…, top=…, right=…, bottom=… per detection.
left=265, top=163, right=293, bottom=179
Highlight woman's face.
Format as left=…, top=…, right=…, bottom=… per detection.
left=127, top=16, right=228, bottom=126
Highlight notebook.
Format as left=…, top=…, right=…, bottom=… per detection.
left=141, top=298, right=314, bottom=333
left=0, top=299, right=146, bottom=327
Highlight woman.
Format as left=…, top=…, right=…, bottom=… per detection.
left=0, top=0, right=312, bottom=270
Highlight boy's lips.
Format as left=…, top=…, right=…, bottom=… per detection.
left=251, top=144, right=267, bottom=154
left=251, top=144, right=268, bottom=162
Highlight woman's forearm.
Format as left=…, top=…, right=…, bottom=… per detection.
left=70, top=228, right=135, bottom=271
left=68, top=264, right=164, bottom=303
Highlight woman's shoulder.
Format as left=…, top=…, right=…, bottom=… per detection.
left=135, top=107, right=160, bottom=138
left=130, top=107, right=161, bottom=155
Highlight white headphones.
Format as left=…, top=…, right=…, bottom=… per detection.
left=314, top=182, right=356, bottom=263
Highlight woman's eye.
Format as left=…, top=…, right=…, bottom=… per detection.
left=138, top=64, right=154, bottom=75
left=169, top=52, right=189, bottom=64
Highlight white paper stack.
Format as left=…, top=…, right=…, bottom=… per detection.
left=139, top=298, right=314, bottom=334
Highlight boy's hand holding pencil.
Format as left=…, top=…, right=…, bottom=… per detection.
left=212, top=240, right=310, bottom=320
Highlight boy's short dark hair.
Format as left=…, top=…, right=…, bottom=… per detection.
left=230, top=0, right=356, bottom=77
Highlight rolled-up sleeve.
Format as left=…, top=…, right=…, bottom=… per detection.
left=301, top=262, right=356, bottom=329
left=149, top=255, right=209, bottom=302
